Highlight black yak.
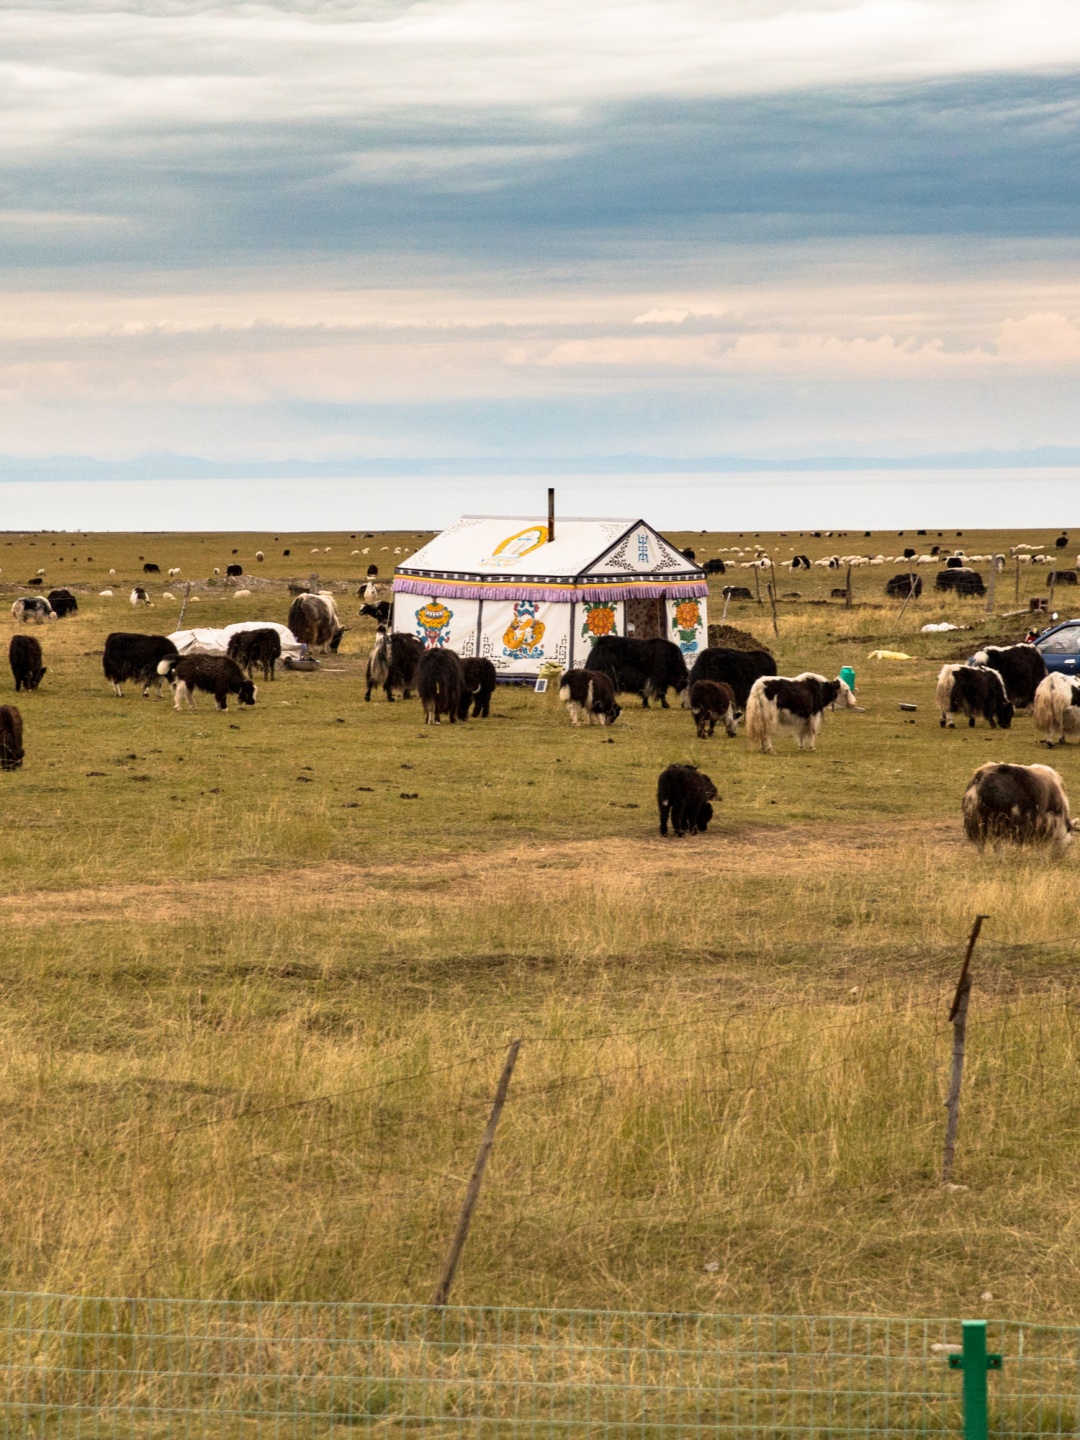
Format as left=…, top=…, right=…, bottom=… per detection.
left=657, top=764, right=718, bottom=836
left=586, top=636, right=688, bottom=708
left=416, top=648, right=463, bottom=724
left=160, top=654, right=256, bottom=711
left=971, top=644, right=1047, bottom=709
left=365, top=627, right=423, bottom=702
left=227, top=627, right=282, bottom=681
left=103, top=633, right=179, bottom=697
left=0, top=705, right=23, bottom=770
left=687, top=679, right=737, bottom=737
left=687, top=647, right=776, bottom=710
left=9, top=635, right=45, bottom=692
left=459, top=657, right=498, bottom=719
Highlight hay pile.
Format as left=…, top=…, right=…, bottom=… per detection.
left=707, top=624, right=765, bottom=651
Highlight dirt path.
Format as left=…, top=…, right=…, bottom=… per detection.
left=0, top=819, right=957, bottom=928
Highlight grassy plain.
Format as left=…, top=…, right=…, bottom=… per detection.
left=1, top=524, right=1079, bottom=1323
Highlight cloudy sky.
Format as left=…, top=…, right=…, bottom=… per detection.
left=3, top=0, right=1080, bottom=528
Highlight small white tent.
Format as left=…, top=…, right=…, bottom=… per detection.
left=391, top=515, right=708, bottom=680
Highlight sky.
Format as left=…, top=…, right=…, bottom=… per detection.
left=3, top=0, right=1080, bottom=529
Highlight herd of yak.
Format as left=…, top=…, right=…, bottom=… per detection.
left=1, top=593, right=1077, bottom=848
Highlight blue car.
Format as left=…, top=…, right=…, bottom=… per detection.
left=1034, top=617, right=1080, bottom=675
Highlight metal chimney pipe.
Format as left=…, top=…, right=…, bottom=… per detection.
left=547, top=488, right=555, bottom=543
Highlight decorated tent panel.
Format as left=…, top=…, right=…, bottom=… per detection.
left=391, top=514, right=706, bottom=678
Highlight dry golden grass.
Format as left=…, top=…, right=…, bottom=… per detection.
left=0, top=527, right=1079, bottom=1325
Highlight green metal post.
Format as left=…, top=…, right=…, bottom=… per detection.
left=949, top=1319, right=1003, bottom=1440
left=962, top=1321, right=989, bottom=1440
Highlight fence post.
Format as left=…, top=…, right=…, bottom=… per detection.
left=754, top=565, right=763, bottom=608
left=766, top=579, right=779, bottom=638
left=844, top=564, right=852, bottom=609
left=431, top=1038, right=521, bottom=1307
left=986, top=563, right=996, bottom=615
left=949, top=1319, right=1003, bottom=1440
left=942, top=915, right=988, bottom=1185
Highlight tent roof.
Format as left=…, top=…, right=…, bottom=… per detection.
left=393, top=515, right=707, bottom=603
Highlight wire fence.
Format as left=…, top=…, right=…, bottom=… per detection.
left=3, top=1295, right=1078, bottom=1438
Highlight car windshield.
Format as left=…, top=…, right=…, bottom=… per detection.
left=1039, top=624, right=1080, bottom=654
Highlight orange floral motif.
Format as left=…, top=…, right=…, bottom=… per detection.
left=673, top=600, right=701, bottom=631
left=584, top=605, right=617, bottom=637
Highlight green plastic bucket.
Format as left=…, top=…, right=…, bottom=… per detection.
left=839, top=665, right=856, bottom=691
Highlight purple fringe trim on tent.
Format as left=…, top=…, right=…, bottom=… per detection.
left=392, top=577, right=708, bottom=603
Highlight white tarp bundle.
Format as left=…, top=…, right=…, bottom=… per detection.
left=167, top=621, right=304, bottom=658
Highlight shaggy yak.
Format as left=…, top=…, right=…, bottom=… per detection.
left=226, top=627, right=282, bottom=681
left=364, top=627, right=423, bottom=702
left=962, top=762, right=1073, bottom=848
left=686, top=678, right=737, bottom=737
left=416, top=647, right=463, bottom=724
left=9, top=635, right=45, bottom=692
left=159, top=654, right=257, bottom=711
left=745, top=673, right=856, bottom=753
left=287, top=593, right=345, bottom=654
left=1032, top=672, right=1080, bottom=746
left=937, top=664, right=1013, bottom=729
left=459, top=657, right=498, bottom=719
left=657, top=764, right=719, bottom=837
left=558, top=668, right=621, bottom=726
left=586, top=636, right=688, bottom=708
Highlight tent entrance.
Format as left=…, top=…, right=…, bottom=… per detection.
left=624, top=597, right=665, bottom=640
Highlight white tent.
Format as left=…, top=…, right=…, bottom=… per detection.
left=167, top=621, right=304, bottom=658
left=391, top=515, right=708, bottom=680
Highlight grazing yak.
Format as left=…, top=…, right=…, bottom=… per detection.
left=971, top=644, right=1047, bottom=709
left=365, top=627, right=423, bottom=702
left=359, top=600, right=392, bottom=625
left=103, top=632, right=179, bottom=697
left=287, top=593, right=345, bottom=654
left=9, top=635, right=45, bottom=692
left=721, top=585, right=754, bottom=600
left=11, top=597, right=55, bottom=624
left=142, top=562, right=160, bottom=574
left=559, top=668, right=621, bottom=726
left=704, top=558, right=726, bottom=574
left=962, top=762, right=1073, bottom=848
left=745, top=672, right=856, bottom=753
left=657, top=763, right=718, bottom=836
left=416, top=647, right=463, bottom=724
left=47, top=588, right=78, bottom=618
left=1033, top=672, right=1080, bottom=746
left=884, top=572, right=922, bottom=599
left=935, top=567, right=986, bottom=596
left=160, top=654, right=256, bottom=711
left=686, top=678, right=738, bottom=737
left=586, top=636, right=687, bottom=708
left=129, top=586, right=151, bottom=607
left=226, top=627, right=282, bottom=681
left=687, top=646, right=776, bottom=710
left=459, top=657, right=498, bottom=719
left=0, top=705, right=23, bottom=770
left=226, top=563, right=243, bottom=577
left=938, top=664, right=1013, bottom=729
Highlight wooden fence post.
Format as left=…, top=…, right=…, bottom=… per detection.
left=1014, top=554, right=1020, bottom=606
left=844, top=564, right=853, bottom=610
left=754, top=565, right=763, bottom=608
left=986, top=563, right=997, bottom=615
left=766, top=581, right=779, bottom=638
left=431, top=1039, right=521, bottom=1306
left=942, top=916, right=988, bottom=1185
left=176, top=580, right=192, bottom=629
